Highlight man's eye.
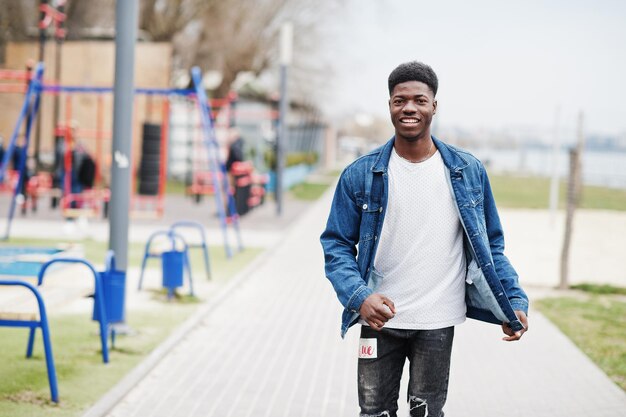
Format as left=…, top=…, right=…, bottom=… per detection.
left=418, top=99, right=427, bottom=104
left=394, top=100, right=403, bottom=105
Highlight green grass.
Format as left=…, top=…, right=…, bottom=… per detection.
left=285, top=171, right=626, bottom=210
left=570, top=283, right=626, bottom=296
left=290, top=182, right=332, bottom=201
left=289, top=170, right=339, bottom=201
left=0, top=240, right=263, bottom=416
left=536, top=295, right=626, bottom=391
left=490, top=174, right=626, bottom=211
left=0, top=309, right=194, bottom=416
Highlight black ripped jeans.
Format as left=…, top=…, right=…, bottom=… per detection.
left=358, top=325, right=455, bottom=417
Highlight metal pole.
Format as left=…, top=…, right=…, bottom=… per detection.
left=276, top=66, right=287, bottom=216
left=109, top=0, right=138, bottom=270
left=52, top=0, right=66, bottom=159
left=34, top=0, right=49, bottom=171
left=276, top=22, right=293, bottom=216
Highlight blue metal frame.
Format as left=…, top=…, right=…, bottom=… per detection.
left=137, top=230, right=194, bottom=298
left=37, top=258, right=110, bottom=363
left=0, top=63, right=45, bottom=241
left=170, top=221, right=212, bottom=280
left=0, top=280, right=59, bottom=403
left=190, top=66, right=244, bottom=257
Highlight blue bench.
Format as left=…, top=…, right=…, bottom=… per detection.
left=0, top=257, right=112, bottom=403
left=0, top=280, right=58, bottom=402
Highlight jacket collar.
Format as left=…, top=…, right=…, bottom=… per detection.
left=371, top=135, right=470, bottom=173
left=371, top=138, right=394, bottom=173
left=432, top=136, right=470, bottom=172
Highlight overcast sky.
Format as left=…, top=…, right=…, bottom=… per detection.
left=322, top=0, right=626, bottom=137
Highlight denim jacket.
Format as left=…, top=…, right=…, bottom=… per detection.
left=320, top=136, right=529, bottom=338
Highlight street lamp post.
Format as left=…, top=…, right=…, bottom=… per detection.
left=276, top=22, right=293, bottom=216
left=109, top=0, right=138, bottom=271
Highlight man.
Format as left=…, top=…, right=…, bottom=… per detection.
left=225, top=127, right=245, bottom=174
left=320, top=61, right=529, bottom=417
left=224, top=127, right=245, bottom=215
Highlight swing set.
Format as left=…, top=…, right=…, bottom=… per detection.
left=0, top=62, right=243, bottom=257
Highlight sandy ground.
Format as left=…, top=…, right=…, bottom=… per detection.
left=501, top=208, right=626, bottom=289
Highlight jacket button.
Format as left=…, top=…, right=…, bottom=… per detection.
left=379, top=207, right=383, bottom=212
left=362, top=203, right=368, bottom=210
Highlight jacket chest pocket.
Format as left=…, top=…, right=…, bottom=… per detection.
left=464, top=187, right=484, bottom=209
left=469, top=185, right=486, bottom=219
left=459, top=187, right=487, bottom=237
left=356, top=194, right=382, bottom=242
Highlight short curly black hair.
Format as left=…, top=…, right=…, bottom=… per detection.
left=388, top=61, right=438, bottom=96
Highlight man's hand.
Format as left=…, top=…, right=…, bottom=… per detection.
left=359, top=293, right=396, bottom=330
left=501, top=310, right=528, bottom=341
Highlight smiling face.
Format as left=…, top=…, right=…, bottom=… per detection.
left=389, top=80, right=437, bottom=142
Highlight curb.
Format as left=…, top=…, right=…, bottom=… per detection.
left=81, top=237, right=280, bottom=417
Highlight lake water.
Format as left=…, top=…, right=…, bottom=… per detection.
left=467, top=148, right=626, bottom=190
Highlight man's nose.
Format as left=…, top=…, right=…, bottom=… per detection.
left=402, top=100, right=417, bottom=113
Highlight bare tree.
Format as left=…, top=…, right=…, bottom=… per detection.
left=140, top=0, right=212, bottom=41
left=1, top=0, right=343, bottom=107
left=182, top=0, right=342, bottom=101
left=0, top=0, right=35, bottom=63
left=65, top=0, right=115, bottom=38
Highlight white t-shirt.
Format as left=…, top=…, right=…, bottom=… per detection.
left=369, top=147, right=467, bottom=330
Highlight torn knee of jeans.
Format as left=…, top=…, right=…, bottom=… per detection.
left=359, top=411, right=391, bottom=417
left=408, top=396, right=428, bottom=417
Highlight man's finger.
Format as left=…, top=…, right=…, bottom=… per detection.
left=377, top=304, right=394, bottom=319
left=519, top=315, right=529, bottom=332
left=501, top=324, right=514, bottom=337
left=382, top=297, right=396, bottom=314
left=369, top=312, right=390, bottom=323
left=502, top=331, right=522, bottom=342
left=370, top=320, right=383, bottom=330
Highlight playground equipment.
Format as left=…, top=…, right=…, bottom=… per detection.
left=0, top=280, right=58, bottom=402
left=137, top=230, right=194, bottom=299
left=47, top=84, right=169, bottom=220
left=0, top=63, right=243, bottom=257
left=36, top=257, right=112, bottom=362
left=190, top=67, right=243, bottom=257
left=0, top=254, right=115, bottom=403
left=170, top=220, right=212, bottom=280
left=182, top=93, right=273, bottom=216
left=0, top=67, right=57, bottom=214
left=0, top=63, right=45, bottom=239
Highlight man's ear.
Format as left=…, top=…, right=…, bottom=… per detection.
left=433, top=100, right=438, bottom=115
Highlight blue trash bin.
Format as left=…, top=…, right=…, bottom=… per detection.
left=93, top=251, right=126, bottom=323
left=162, top=250, right=184, bottom=294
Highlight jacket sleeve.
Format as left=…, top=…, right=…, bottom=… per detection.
left=320, top=168, right=373, bottom=312
left=481, top=166, right=529, bottom=314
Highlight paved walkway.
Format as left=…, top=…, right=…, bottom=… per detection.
left=86, top=190, right=626, bottom=417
